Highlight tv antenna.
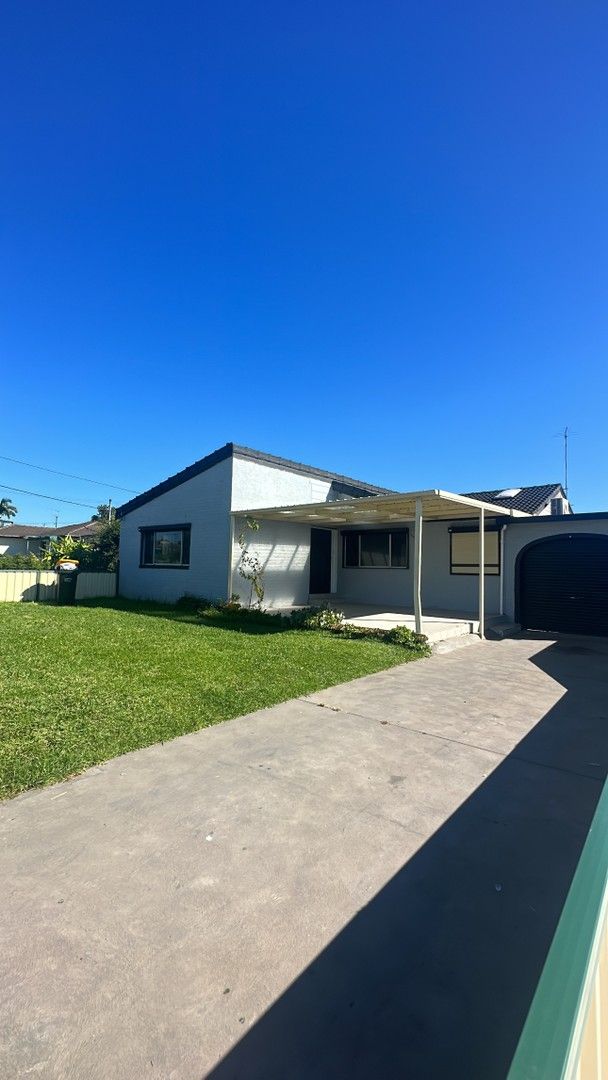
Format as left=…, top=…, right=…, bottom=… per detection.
left=555, top=426, right=576, bottom=498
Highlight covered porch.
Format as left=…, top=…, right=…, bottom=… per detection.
left=232, top=488, right=524, bottom=641
left=307, top=601, right=509, bottom=644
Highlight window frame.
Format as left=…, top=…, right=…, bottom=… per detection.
left=139, top=523, right=192, bottom=569
left=341, top=529, right=409, bottom=570
left=449, top=525, right=501, bottom=576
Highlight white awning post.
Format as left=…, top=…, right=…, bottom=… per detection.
left=478, top=507, right=485, bottom=640
left=414, top=497, right=423, bottom=635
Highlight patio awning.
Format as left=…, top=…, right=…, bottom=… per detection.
left=231, top=489, right=527, bottom=641
left=233, top=489, right=527, bottom=526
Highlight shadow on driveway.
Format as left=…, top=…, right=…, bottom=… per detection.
left=208, top=636, right=608, bottom=1080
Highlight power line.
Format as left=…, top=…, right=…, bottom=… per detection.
left=0, top=454, right=137, bottom=493
left=0, top=482, right=98, bottom=510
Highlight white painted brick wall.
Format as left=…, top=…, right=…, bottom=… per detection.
left=118, top=455, right=233, bottom=603
left=229, top=457, right=334, bottom=606
left=230, top=455, right=332, bottom=511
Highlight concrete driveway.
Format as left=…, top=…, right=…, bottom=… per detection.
left=1, top=635, right=607, bottom=1079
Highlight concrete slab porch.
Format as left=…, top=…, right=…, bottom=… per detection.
left=310, top=599, right=508, bottom=643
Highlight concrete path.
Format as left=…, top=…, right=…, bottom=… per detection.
left=1, top=635, right=607, bottom=1079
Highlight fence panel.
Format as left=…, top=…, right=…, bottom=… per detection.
left=37, top=572, right=58, bottom=601
left=0, top=570, right=116, bottom=602
left=75, top=573, right=117, bottom=600
left=507, top=776, right=608, bottom=1079
left=0, top=571, right=39, bottom=602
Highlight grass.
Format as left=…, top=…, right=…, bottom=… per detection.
left=0, top=598, right=421, bottom=800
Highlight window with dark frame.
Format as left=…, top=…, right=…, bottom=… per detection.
left=140, top=525, right=191, bottom=568
left=342, top=529, right=409, bottom=569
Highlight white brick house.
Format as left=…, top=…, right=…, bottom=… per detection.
left=117, top=442, right=608, bottom=638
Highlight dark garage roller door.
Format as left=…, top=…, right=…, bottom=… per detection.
left=518, top=535, right=608, bottom=635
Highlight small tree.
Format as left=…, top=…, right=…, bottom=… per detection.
left=41, top=535, right=95, bottom=569
left=91, top=504, right=111, bottom=522
left=237, top=517, right=265, bottom=608
left=94, top=517, right=120, bottom=571
left=0, top=498, right=17, bottom=524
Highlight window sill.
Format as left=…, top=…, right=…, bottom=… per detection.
left=139, top=564, right=190, bottom=570
left=342, top=565, right=410, bottom=571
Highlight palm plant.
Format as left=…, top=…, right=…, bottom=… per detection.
left=0, top=498, right=17, bottom=523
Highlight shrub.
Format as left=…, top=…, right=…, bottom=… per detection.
left=185, top=596, right=430, bottom=655
left=196, top=597, right=284, bottom=627
left=385, top=625, right=431, bottom=653
left=341, top=622, right=431, bottom=654
left=39, top=535, right=108, bottom=572
left=340, top=623, right=386, bottom=641
left=94, top=517, right=120, bottom=571
left=175, top=594, right=209, bottom=612
left=289, top=606, right=345, bottom=631
left=0, top=553, right=43, bottom=570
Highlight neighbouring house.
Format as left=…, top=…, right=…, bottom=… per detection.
left=0, top=521, right=101, bottom=558
left=116, top=442, right=607, bottom=639
left=463, top=484, right=571, bottom=517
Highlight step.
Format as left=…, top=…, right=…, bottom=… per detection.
left=485, top=620, right=521, bottom=640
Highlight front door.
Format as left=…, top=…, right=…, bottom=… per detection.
left=309, top=528, right=332, bottom=594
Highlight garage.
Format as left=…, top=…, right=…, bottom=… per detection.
left=517, top=534, right=608, bottom=635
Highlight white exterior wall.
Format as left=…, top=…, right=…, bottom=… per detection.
left=118, top=454, right=337, bottom=606
left=230, top=456, right=332, bottom=511
left=503, top=518, right=608, bottom=621
left=118, top=456, right=233, bottom=603
left=231, top=517, right=312, bottom=608
left=229, top=457, right=334, bottom=607
left=0, top=537, right=46, bottom=557
left=337, top=521, right=502, bottom=614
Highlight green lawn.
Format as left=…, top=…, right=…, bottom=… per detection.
left=0, top=598, right=416, bottom=799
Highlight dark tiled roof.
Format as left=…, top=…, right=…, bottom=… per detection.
left=117, top=443, right=395, bottom=518
left=462, top=484, right=565, bottom=514
left=0, top=524, right=53, bottom=538
left=56, top=521, right=102, bottom=538
left=0, top=521, right=101, bottom=539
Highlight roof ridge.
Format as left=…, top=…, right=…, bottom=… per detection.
left=464, top=482, right=562, bottom=493
left=117, top=442, right=396, bottom=518
left=461, top=483, right=565, bottom=515
left=230, top=443, right=395, bottom=494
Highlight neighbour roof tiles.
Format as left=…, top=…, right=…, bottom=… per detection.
left=462, top=484, right=565, bottom=514
left=0, top=521, right=101, bottom=539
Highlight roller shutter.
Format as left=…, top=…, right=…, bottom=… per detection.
left=518, top=535, right=608, bottom=635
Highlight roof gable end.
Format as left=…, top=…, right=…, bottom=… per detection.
left=116, top=443, right=234, bottom=518
left=117, top=443, right=395, bottom=518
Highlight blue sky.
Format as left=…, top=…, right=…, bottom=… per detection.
left=1, top=1, right=607, bottom=522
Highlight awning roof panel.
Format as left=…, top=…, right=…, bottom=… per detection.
left=233, top=489, right=528, bottom=526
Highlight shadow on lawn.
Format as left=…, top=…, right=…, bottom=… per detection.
left=205, top=636, right=608, bottom=1080
left=77, top=600, right=423, bottom=648
left=77, top=597, right=300, bottom=636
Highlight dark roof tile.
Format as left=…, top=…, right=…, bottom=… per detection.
left=0, top=521, right=100, bottom=539
left=462, top=484, right=565, bottom=514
